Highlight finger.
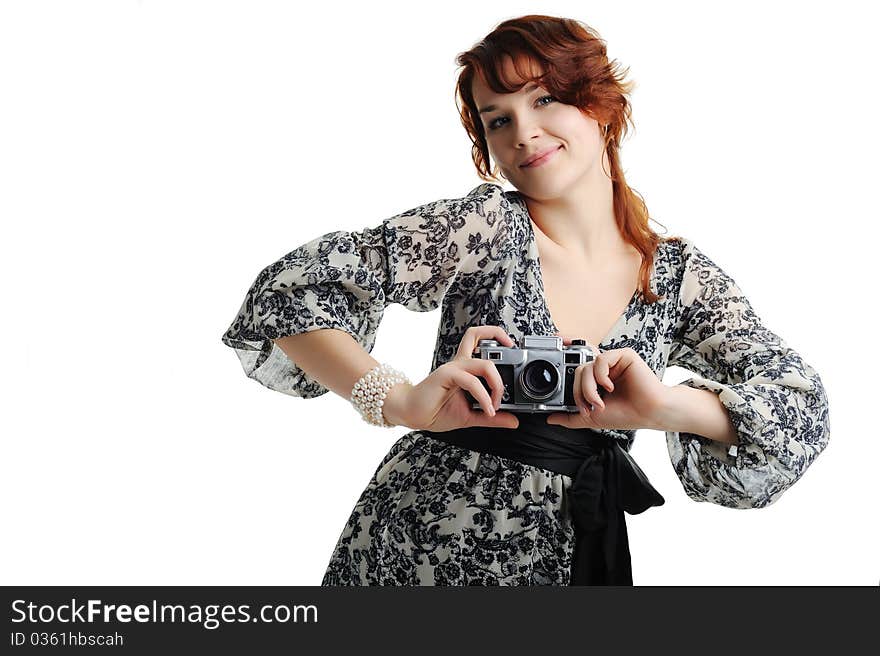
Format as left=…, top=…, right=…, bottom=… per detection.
left=573, top=365, right=590, bottom=422
left=455, top=325, right=515, bottom=360
left=477, top=359, right=506, bottom=411
left=457, top=357, right=506, bottom=411
left=582, top=354, right=605, bottom=410
left=599, top=348, right=626, bottom=377
left=580, top=357, right=604, bottom=411
left=478, top=325, right=515, bottom=353
left=449, top=369, right=495, bottom=417
left=593, top=354, right=614, bottom=393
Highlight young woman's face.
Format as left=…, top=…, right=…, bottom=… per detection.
left=471, top=58, right=608, bottom=199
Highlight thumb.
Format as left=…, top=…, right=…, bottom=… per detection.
left=470, top=410, right=520, bottom=429
left=545, top=414, right=573, bottom=428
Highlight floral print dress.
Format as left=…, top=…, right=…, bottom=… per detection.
left=220, top=182, right=831, bottom=585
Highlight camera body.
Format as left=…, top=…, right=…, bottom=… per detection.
left=465, top=335, right=597, bottom=413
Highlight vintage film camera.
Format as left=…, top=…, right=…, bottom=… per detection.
left=464, top=334, right=599, bottom=413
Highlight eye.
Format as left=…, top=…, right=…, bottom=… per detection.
left=487, top=95, right=556, bottom=131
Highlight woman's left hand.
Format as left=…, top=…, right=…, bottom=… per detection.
left=546, top=340, right=670, bottom=431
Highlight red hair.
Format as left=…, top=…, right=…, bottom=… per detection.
left=454, top=14, right=681, bottom=304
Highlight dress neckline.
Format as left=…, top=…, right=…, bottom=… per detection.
left=508, top=191, right=655, bottom=350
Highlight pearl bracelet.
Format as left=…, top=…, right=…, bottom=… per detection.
left=350, top=363, right=412, bottom=428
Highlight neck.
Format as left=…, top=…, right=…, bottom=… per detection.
left=521, top=150, right=631, bottom=267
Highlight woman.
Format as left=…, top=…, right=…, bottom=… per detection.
left=221, top=15, right=830, bottom=585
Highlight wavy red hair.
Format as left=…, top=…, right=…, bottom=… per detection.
left=454, top=14, right=681, bottom=304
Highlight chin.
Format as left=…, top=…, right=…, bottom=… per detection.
left=519, top=174, right=576, bottom=199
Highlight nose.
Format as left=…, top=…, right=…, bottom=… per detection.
left=515, top=120, right=544, bottom=148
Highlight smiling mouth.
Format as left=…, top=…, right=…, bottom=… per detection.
left=521, top=145, right=563, bottom=168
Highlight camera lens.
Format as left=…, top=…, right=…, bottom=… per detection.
left=520, top=360, right=559, bottom=400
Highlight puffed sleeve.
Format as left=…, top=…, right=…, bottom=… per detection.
left=220, top=182, right=510, bottom=398
left=664, top=238, right=830, bottom=509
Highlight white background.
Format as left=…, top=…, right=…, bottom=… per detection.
left=2, top=0, right=876, bottom=586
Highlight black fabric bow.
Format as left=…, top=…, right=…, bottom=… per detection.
left=567, top=441, right=665, bottom=584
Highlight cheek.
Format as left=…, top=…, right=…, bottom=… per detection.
left=565, top=126, right=605, bottom=161
left=561, top=111, right=602, bottom=144
left=486, top=141, right=514, bottom=169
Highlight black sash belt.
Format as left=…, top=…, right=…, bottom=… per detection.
left=423, top=413, right=665, bottom=586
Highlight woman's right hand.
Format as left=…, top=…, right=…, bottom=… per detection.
left=382, top=326, right=520, bottom=432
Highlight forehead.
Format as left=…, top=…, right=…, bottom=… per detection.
left=471, top=54, right=547, bottom=105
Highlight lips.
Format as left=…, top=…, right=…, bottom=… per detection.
left=520, top=145, right=562, bottom=168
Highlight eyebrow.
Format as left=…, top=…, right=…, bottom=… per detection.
left=478, top=82, right=541, bottom=115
